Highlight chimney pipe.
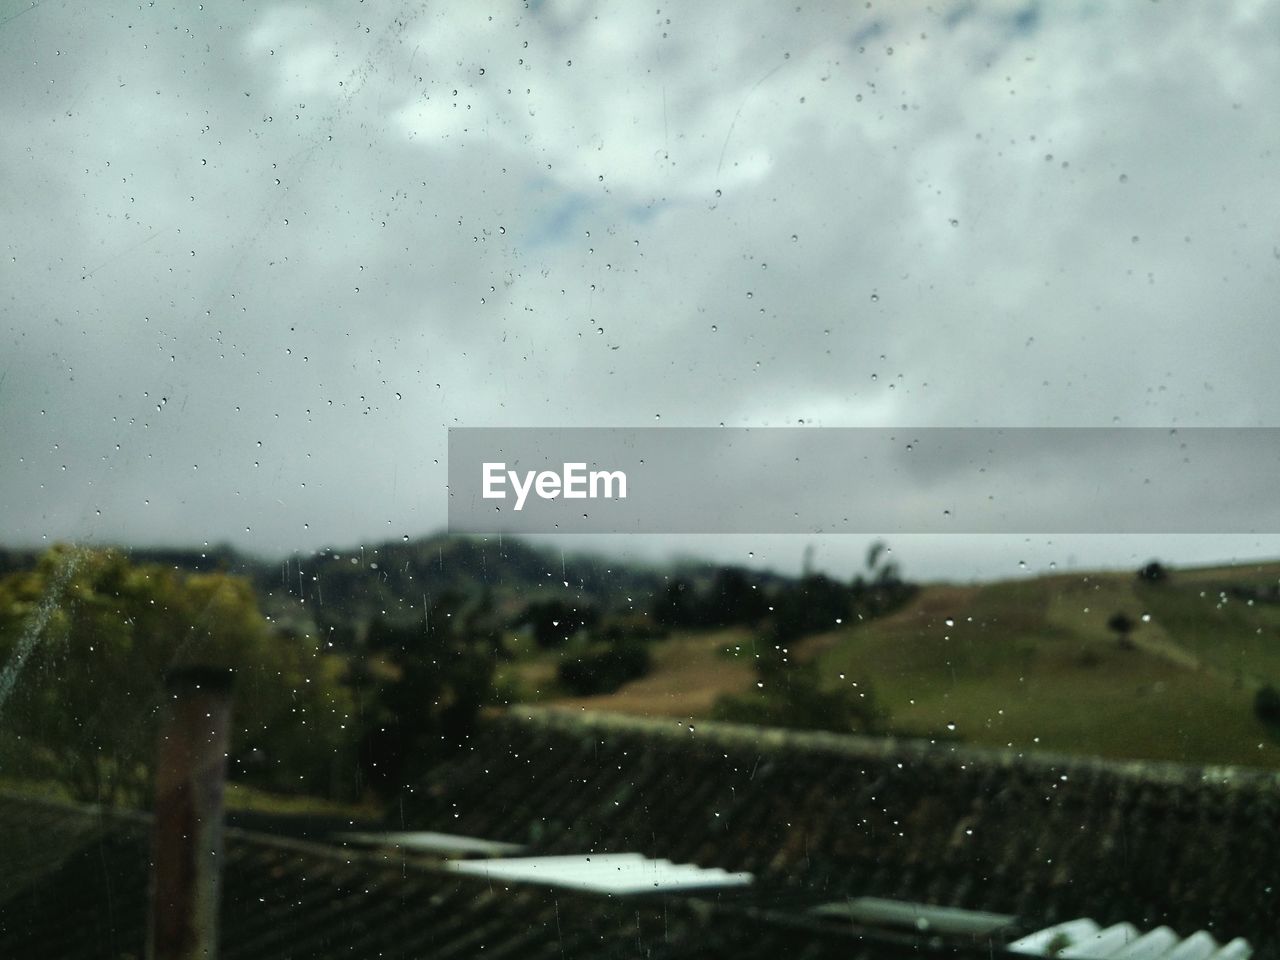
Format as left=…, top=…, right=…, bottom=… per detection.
left=147, top=667, right=233, bottom=960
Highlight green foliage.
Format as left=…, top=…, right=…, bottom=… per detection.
left=653, top=567, right=771, bottom=629
left=1138, top=560, right=1171, bottom=583
left=703, top=567, right=771, bottom=627
left=653, top=578, right=699, bottom=628
left=713, top=660, right=887, bottom=735
left=849, top=539, right=917, bottom=620
left=1107, top=611, right=1137, bottom=648
left=597, top=611, right=665, bottom=642
left=557, top=641, right=652, bottom=696
left=0, top=545, right=353, bottom=806
left=353, top=591, right=497, bottom=793
left=518, top=597, right=601, bottom=648
left=1255, top=684, right=1280, bottom=728
left=771, top=573, right=851, bottom=641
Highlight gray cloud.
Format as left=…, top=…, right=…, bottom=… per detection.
left=3, top=0, right=1279, bottom=578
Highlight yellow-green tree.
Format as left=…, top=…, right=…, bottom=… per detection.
left=0, top=545, right=354, bottom=805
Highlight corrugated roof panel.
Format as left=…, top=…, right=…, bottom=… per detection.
left=1009, top=919, right=1102, bottom=955
left=1114, top=927, right=1179, bottom=960
left=1008, top=919, right=1251, bottom=960
left=1210, top=940, right=1254, bottom=960
left=1164, top=932, right=1221, bottom=960
left=1060, top=922, right=1140, bottom=958
left=336, top=830, right=525, bottom=858
left=446, top=853, right=754, bottom=894
left=810, top=897, right=1016, bottom=936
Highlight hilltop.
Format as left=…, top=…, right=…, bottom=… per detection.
left=529, top=559, right=1280, bottom=770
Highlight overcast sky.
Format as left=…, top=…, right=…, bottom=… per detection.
left=3, top=0, right=1279, bottom=581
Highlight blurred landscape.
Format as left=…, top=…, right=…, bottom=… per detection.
left=2, top=537, right=1278, bottom=815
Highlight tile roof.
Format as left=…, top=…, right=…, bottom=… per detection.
left=1, top=708, right=1273, bottom=958
left=402, top=708, right=1280, bottom=955
left=0, top=791, right=1002, bottom=960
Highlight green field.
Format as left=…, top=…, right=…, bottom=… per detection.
left=542, top=561, right=1280, bottom=770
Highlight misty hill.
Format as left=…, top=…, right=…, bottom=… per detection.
left=0, top=536, right=797, bottom=646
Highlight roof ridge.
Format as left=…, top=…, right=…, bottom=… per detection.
left=500, top=706, right=1280, bottom=789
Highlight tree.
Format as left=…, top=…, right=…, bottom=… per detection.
left=519, top=597, right=599, bottom=648
left=771, top=574, right=850, bottom=641
left=704, top=567, right=770, bottom=627
left=0, top=545, right=353, bottom=805
left=653, top=578, right=698, bottom=628
left=557, top=641, right=652, bottom=696
left=1255, top=684, right=1280, bottom=728
left=355, top=591, right=496, bottom=793
left=851, top=539, right=916, bottom=618
left=1138, top=561, right=1170, bottom=583
left=712, top=610, right=888, bottom=735
left=1107, top=611, right=1137, bottom=649
left=713, top=660, right=886, bottom=735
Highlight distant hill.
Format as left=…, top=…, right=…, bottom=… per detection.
left=533, top=559, right=1280, bottom=770
left=252, top=535, right=677, bottom=637
left=6, top=538, right=1279, bottom=769
left=0, top=535, right=691, bottom=642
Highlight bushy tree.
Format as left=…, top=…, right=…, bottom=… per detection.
left=1255, top=684, right=1280, bottom=728
left=771, top=573, right=851, bottom=641
left=703, top=567, right=770, bottom=627
left=1138, top=561, right=1170, bottom=583
left=0, top=545, right=353, bottom=805
left=850, top=539, right=917, bottom=619
left=519, top=597, right=600, bottom=648
left=713, top=660, right=886, bottom=735
left=557, top=641, right=651, bottom=696
left=653, top=578, right=698, bottom=628
left=652, top=568, right=770, bottom=629
left=1107, top=611, right=1137, bottom=649
left=354, top=591, right=496, bottom=793
left=713, top=614, right=887, bottom=735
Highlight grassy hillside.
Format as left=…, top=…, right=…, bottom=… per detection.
left=541, top=561, right=1280, bottom=770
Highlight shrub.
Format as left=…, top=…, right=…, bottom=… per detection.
left=1255, top=684, right=1280, bottom=727
left=712, top=662, right=887, bottom=735
left=558, top=641, right=652, bottom=696
left=1107, top=611, right=1137, bottom=649
left=1138, top=561, right=1170, bottom=583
